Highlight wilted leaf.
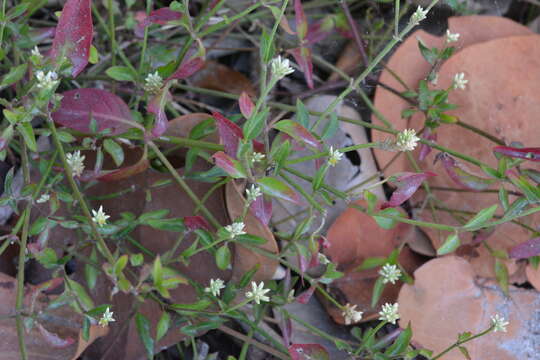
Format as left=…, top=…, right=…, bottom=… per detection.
left=147, top=88, right=172, bottom=138
left=436, top=153, right=495, bottom=191
left=50, top=0, right=93, bottom=77
left=166, top=56, right=205, bottom=82
left=381, top=172, right=436, bottom=209
left=52, top=88, right=135, bottom=135
left=239, top=92, right=254, bottom=119
left=288, top=46, right=314, bottom=89
left=288, top=343, right=329, bottom=360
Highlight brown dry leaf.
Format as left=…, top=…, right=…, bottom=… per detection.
left=0, top=273, right=104, bottom=360
left=190, top=60, right=256, bottom=97
left=526, top=264, right=540, bottom=291
left=321, top=200, right=424, bottom=323
left=399, top=256, right=540, bottom=360
left=225, top=180, right=279, bottom=282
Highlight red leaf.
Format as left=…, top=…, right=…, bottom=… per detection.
left=166, top=56, right=205, bottom=81
left=239, top=92, right=254, bottom=119
left=288, top=344, right=329, bottom=360
left=435, top=153, right=495, bottom=191
left=252, top=140, right=265, bottom=153
left=98, top=158, right=149, bottom=182
left=135, top=7, right=182, bottom=37
left=184, top=216, right=211, bottom=232
left=294, top=0, right=308, bottom=40
left=381, top=172, right=436, bottom=209
left=212, top=151, right=247, bottom=178
left=305, top=20, right=333, bottom=44
left=509, top=237, right=540, bottom=259
left=212, top=111, right=244, bottom=158
left=249, top=195, right=272, bottom=225
left=418, top=128, right=437, bottom=161
left=273, top=120, right=321, bottom=150
left=147, top=88, right=172, bottom=138
left=37, top=323, right=75, bottom=348
left=50, top=0, right=92, bottom=77
left=288, top=47, right=314, bottom=89
left=52, top=88, right=135, bottom=135
left=296, top=285, right=316, bottom=305
left=493, top=146, right=540, bottom=162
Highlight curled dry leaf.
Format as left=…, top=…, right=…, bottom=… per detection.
left=321, top=200, right=424, bottom=323
left=190, top=60, right=256, bottom=97
left=52, top=88, right=135, bottom=135
left=50, top=0, right=92, bottom=77
left=398, top=256, right=540, bottom=360
left=225, top=180, right=279, bottom=282
left=371, top=17, right=540, bottom=278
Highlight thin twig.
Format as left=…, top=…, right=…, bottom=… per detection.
left=340, top=0, right=369, bottom=66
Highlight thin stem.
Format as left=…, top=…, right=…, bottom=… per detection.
left=340, top=0, right=369, bottom=66
left=279, top=171, right=325, bottom=213
left=431, top=327, right=493, bottom=360
left=107, top=0, right=116, bottom=67
left=218, top=325, right=289, bottom=360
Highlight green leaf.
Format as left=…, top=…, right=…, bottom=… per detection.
left=296, top=98, right=310, bottom=128
left=82, top=317, right=91, bottom=341
left=1, top=64, right=27, bottom=86
left=181, top=320, right=224, bottom=337
left=235, top=234, right=267, bottom=245
left=385, top=323, right=412, bottom=356
left=155, top=312, right=171, bottom=342
left=146, top=218, right=185, bottom=232
left=36, top=248, right=58, bottom=269
left=462, top=205, right=497, bottom=231
left=113, top=255, right=128, bottom=276
left=270, top=139, right=291, bottom=174
left=320, top=112, right=339, bottom=139
left=273, top=120, right=320, bottom=150
left=243, top=107, right=268, bottom=140
left=371, top=276, right=386, bottom=308
left=417, top=39, right=438, bottom=65
left=364, top=190, right=378, bottom=213
left=437, top=233, right=460, bottom=255
left=357, top=257, right=387, bottom=270
left=85, top=248, right=98, bottom=290
left=499, top=187, right=509, bottom=212
left=89, top=45, right=99, bottom=64
left=372, top=208, right=402, bottom=230
left=215, top=244, right=231, bottom=270
left=152, top=256, right=163, bottom=289
left=138, top=209, right=170, bottom=223
left=103, top=138, right=125, bottom=167
left=130, top=253, right=144, bottom=266
left=29, top=216, right=49, bottom=236
left=135, top=312, right=155, bottom=360
left=18, top=122, right=37, bottom=152
left=67, top=279, right=94, bottom=311
left=106, top=66, right=136, bottom=82
left=458, top=346, right=471, bottom=360
left=170, top=299, right=212, bottom=312
left=260, top=29, right=275, bottom=63
left=312, top=163, right=329, bottom=191
left=495, top=259, right=509, bottom=296
left=257, top=176, right=301, bottom=204
left=57, top=130, right=76, bottom=143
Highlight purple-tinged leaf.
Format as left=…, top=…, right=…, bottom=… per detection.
left=294, top=0, right=308, bottom=41
left=30, top=27, right=56, bottom=43
left=509, top=237, right=540, bottom=259
left=418, top=128, right=437, bottom=161
left=37, top=323, right=75, bottom=348
left=166, top=56, right=205, bottom=82
left=280, top=316, right=293, bottom=347
left=135, top=7, right=182, bottom=37
left=147, top=88, right=172, bottom=138
left=289, top=344, right=329, bottom=360
left=212, top=111, right=244, bottom=158
left=381, top=172, right=436, bottom=209
left=50, top=0, right=92, bottom=77
left=288, top=46, right=314, bottom=89
left=493, top=146, right=540, bottom=162
left=252, top=139, right=265, bottom=153
left=435, top=153, right=496, bottom=191
left=212, top=151, right=247, bottom=179
left=249, top=195, right=272, bottom=225
left=305, top=19, right=334, bottom=44
left=239, top=91, right=254, bottom=119
left=257, top=177, right=302, bottom=204
left=296, top=285, right=316, bottom=305
left=184, top=216, right=210, bottom=232
left=52, top=88, right=135, bottom=135
left=273, top=120, right=321, bottom=150
left=471, top=227, right=495, bottom=245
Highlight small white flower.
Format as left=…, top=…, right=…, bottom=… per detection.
left=446, top=29, right=460, bottom=43
left=409, top=6, right=428, bottom=26
left=250, top=152, right=266, bottom=164
left=270, top=56, right=294, bottom=80
left=453, top=72, right=468, bottom=90
left=98, top=307, right=115, bottom=327
left=91, top=206, right=110, bottom=227
left=287, top=289, right=295, bottom=303
left=395, top=129, right=420, bottom=152
left=31, top=46, right=43, bottom=59
left=36, top=70, right=59, bottom=91
left=245, top=281, right=271, bottom=304
left=65, top=150, right=85, bottom=177
left=328, top=146, right=343, bottom=167
left=143, top=71, right=163, bottom=93
left=379, top=264, right=402, bottom=284
left=379, top=303, right=400, bottom=324
left=491, top=314, right=509, bottom=332
left=205, top=278, right=225, bottom=297
left=224, top=221, right=246, bottom=239
left=342, top=303, right=363, bottom=325
left=246, top=184, right=262, bottom=203
left=36, top=193, right=50, bottom=204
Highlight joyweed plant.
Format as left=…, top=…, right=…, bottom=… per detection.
left=0, top=0, right=535, bottom=359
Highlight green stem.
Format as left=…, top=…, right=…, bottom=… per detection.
left=279, top=171, right=326, bottom=213
left=282, top=166, right=348, bottom=199
left=431, top=327, right=493, bottom=360
left=155, top=135, right=224, bottom=152
left=107, top=0, right=116, bottom=67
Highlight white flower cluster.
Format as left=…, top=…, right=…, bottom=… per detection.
left=453, top=72, right=468, bottom=90
left=491, top=314, right=509, bottom=332
left=395, top=129, right=420, bottom=152
left=246, top=184, right=262, bottom=203
left=99, top=307, right=115, bottom=327
left=446, top=29, right=460, bottom=43
left=225, top=221, right=246, bottom=239
left=205, top=278, right=226, bottom=297
left=409, top=6, right=428, bottom=26
left=92, top=206, right=110, bottom=227
left=342, top=303, right=363, bottom=325
left=270, top=56, right=294, bottom=80
left=379, top=264, right=402, bottom=284
left=379, top=302, right=400, bottom=324
left=36, top=70, right=59, bottom=91
left=66, top=150, right=85, bottom=178
left=245, top=281, right=270, bottom=304
left=328, top=146, right=343, bottom=167
left=144, top=71, right=163, bottom=94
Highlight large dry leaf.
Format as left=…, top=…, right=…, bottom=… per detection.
left=321, top=200, right=424, bottom=323
left=398, top=256, right=540, bottom=360
left=190, top=60, right=256, bottom=97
